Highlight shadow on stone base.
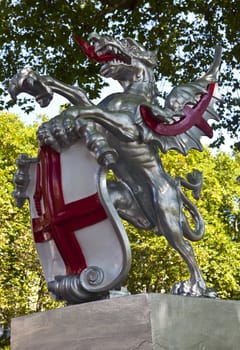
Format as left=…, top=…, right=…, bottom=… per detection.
left=11, top=294, right=240, bottom=350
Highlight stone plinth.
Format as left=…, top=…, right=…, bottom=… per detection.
left=11, top=294, right=240, bottom=350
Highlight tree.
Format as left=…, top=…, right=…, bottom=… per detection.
left=0, top=112, right=60, bottom=349
left=0, top=0, right=239, bottom=146
left=126, top=148, right=240, bottom=300
left=0, top=112, right=239, bottom=348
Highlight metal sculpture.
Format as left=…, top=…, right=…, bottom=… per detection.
left=9, top=33, right=221, bottom=303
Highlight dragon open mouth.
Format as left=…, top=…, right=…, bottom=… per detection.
left=74, top=36, right=131, bottom=65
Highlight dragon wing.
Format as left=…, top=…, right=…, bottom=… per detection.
left=139, top=46, right=222, bottom=155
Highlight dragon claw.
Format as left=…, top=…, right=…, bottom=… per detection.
left=9, top=67, right=53, bottom=107
left=171, top=280, right=218, bottom=298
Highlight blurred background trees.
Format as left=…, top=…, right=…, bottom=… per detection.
left=0, top=113, right=60, bottom=349
left=126, top=148, right=240, bottom=299
left=0, top=112, right=239, bottom=348
left=0, top=1, right=239, bottom=348
left=0, top=0, right=239, bottom=147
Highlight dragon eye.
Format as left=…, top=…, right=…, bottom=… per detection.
left=131, top=46, right=139, bottom=54
left=121, top=39, right=129, bottom=47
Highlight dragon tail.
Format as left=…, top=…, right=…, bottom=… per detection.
left=178, top=170, right=205, bottom=241
left=181, top=192, right=205, bottom=241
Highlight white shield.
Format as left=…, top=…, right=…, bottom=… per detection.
left=24, top=141, right=131, bottom=302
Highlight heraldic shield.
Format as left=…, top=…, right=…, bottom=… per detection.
left=13, top=141, right=131, bottom=304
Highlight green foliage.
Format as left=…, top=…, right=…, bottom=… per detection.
left=125, top=148, right=240, bottom=299
left=125, top=226, right=188, bottom=294
left=0, top=112, right=239, bottom=348
left=0, top=112, right=60, bottom=348
left=0, top=0, right=239, bottom=144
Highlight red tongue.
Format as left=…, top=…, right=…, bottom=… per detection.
left=74, top=35, right=125, bottom=63
left=74, top=36, right=97, bottom=60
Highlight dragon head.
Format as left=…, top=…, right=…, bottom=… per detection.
left=75, top=33, right=157, bottom=86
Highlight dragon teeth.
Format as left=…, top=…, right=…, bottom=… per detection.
left=110, top=59, right=123, bottom=64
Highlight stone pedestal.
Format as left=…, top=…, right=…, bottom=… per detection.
left=11, top=293, right=240, bottom=350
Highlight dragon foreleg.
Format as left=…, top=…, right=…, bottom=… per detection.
left=42, top=75, right=93, bottom=106
left=9, top=67, right=92, bottom=107
left=64, top=106, right=139, bottom=142
left=36, top=104, right=139, bottom=156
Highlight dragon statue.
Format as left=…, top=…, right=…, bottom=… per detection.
left=9, top=33, right=221, bottom=303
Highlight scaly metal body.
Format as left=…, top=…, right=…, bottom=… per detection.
left=10, top=33, right=222, bottom=298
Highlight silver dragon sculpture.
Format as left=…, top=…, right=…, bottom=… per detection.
left=10, top=33, right=222, bottom=299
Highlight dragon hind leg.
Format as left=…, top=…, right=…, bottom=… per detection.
left=166, top=236, right=217, bottom=297
left=107, top=180, right=154, bottom=230
left=153, top=186, right=216, bottom=297
left=169, top=237, right=207, bottom=296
